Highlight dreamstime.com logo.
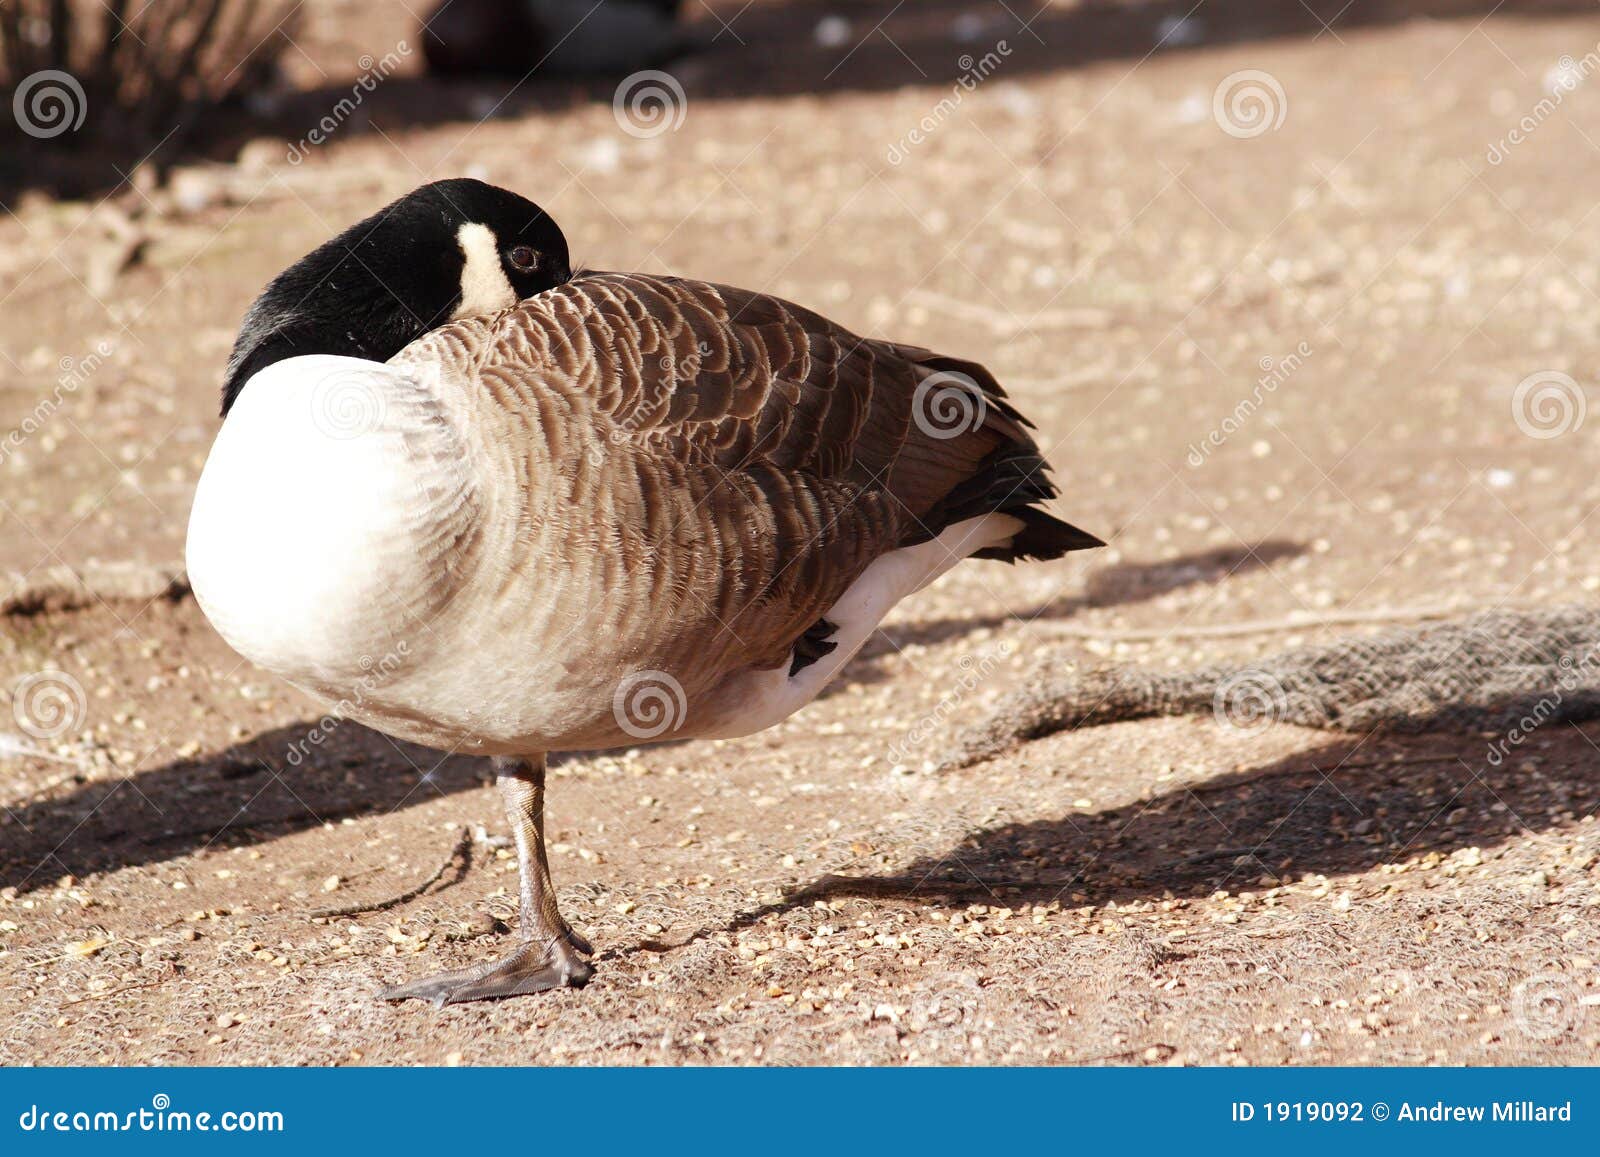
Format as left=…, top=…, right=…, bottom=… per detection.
left=17, top=1093, right=284, bottom=1134
left=886, top=641, right=1013, bottom=767
left=11, top=670, right=87, bottom=740
left=1187, top=341, right=1313, bottom=467
left=612, top=669, right=688, bottom=739
left=306, top=363, right=417, bottom=440
left=912, top=371, right=987, bottom=440
left=310, top=369, right=384, bottom=439
left=589, top=342, right=713, bottom=467
left=0, top=339, right=115, bottom=465
left=284, top=642, right=411, bottom=767
left=613, top=70, right=687, bottom=139
left=1213, top=69, right=1287, bottom=139
left=886, top=41, right=1012, bottom=165
left=1484, top=641, right=1600, bottom=767
left=1511, top=370, right=1587, bottom=439
left=12, top=69, right=87, bottom=138
left=1487, top=48, right=1600, bottom=165
left=1511, top=972, right=1587, bottom=1042
left=1211, top=669, right=1289, bottom=734
left=286, top=42, right=411, bottom=163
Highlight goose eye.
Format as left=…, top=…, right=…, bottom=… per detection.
left=507, top=245, right=540, bottom=273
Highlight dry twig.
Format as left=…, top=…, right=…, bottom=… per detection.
left=2, top=561, right=188, bottom=616
left=308, top=831, right=472, bottom=920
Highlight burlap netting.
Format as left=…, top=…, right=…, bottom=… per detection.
left=944, top=607, right=1600, bottom=769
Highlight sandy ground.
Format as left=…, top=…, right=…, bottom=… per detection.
left=2, top=1, right=1599, bottom=1064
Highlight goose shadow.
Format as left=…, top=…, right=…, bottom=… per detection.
left=0, top=539, right=1305, bottom=891
left=3, top=0, right=1589, bottom=200
left=0, top=721, right=490, bottom=894
left=7, top=685, right=1596, bottom=951
left=693, top=717, right=1600, bottom=941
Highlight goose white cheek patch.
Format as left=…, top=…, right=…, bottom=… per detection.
left=452, top=222, right=518, bottom=319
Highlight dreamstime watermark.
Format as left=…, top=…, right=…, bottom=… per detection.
left=613, top=70, right=687, bottom=139
left=286, top=43, right=411, bottom=163
left=886, top=641, right=1012, bottom=767
left=12, top=69, right=87, bottom=139
left=1487, top=49, right=1600, bottom=165
left=912, top=371, right=988, bottom=440
left=1511, top=370, right=1586, bottom=439
left=612, top=670, right=688, bottom=739
left=10, top=670, right=87, bottom=741
left=886, top=41, right=1012, bottom=164
left=900, top=968, right=1035, bottom=1058
left=17, top=1093, right=283, bottom=1134
left=1212, top=69, right=1287, bottom=139
left=1484, top=641, right=1600, bottom=767
left=1187, top=341, right=1312, bottom=466
left=909, top=971, right=985, bottom=1031
left=306, top=361, right=424, bottom=440
left=0, top=340, right=115, bottom=465
left=588, top=342, right=711, bottom=466
left=284, top=642, right=411, bottom=767
left=1212, top=669, right=1288, bottom=733
left=1511, top=972, right=1585, bottom=1041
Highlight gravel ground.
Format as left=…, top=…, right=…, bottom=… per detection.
left=2, top=1, right=1599, bottom=1065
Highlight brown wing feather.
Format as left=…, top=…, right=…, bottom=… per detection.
left=552, top=274, right=1031, bottom=512
left=393, top=272, right=1081, bottom=676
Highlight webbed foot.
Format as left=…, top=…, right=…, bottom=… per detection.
left=379, top=929, right=593, bottom=1006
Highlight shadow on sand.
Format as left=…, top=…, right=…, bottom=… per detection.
left=1, top=541, right=1307, bottom=890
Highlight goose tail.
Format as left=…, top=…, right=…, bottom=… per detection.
left=929, top=444, right=1104, bottom=562
left=990, top=505, right=1106, bottom=561
left=888, top=344, right=1104, bottom=563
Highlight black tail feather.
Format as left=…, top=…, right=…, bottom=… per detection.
left=978, top=509, right=1105, bottom=561
left=924, top=446, right=1104, bottom=562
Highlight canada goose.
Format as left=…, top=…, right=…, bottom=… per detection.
left=187, top=178, right=1103, bottom=1005
left=420, top=0, right=684, bottom=78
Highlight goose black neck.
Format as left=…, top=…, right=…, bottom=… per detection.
left=219, top=178, right=571, bottom=417
left=219, top=236, right=463, bottom=416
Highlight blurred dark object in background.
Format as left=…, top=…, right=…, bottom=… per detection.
left=421, top=0, right=685, bottom=78
left=0, top=0, right=297, bottom=145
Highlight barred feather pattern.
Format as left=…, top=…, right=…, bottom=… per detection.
left=388, top=273, right=1061, bottom=715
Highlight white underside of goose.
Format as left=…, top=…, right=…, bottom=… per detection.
left=696, top=512, right=1022, bottom=739
left=188, top=354, right=1027, bottom=754
left=187, top=356, right=469, bottom=691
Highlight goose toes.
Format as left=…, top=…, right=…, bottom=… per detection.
left=378, top=934, right=594, bottom=1006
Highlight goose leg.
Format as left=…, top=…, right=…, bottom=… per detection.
left=379, top=753, right=593, bottom=1005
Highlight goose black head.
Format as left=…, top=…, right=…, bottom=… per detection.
left=220, top=178, right=571, bottom=415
